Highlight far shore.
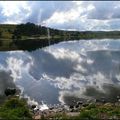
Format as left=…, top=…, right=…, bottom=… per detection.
left=0, top=37, right=120, bottom=52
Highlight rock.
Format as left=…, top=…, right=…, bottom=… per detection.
left=77, top=101, right=83, bottom=105
left=31, top=105, right=36, bottom=109
left=49, top=107, right=54, bottom=110
left=114, top=102, right=120, bottom=106
left=75, top=104, right=79, bottom=108
left=70, top=109, right=74, bottom=112
left=4, top=88, right=16, bottom=96
left=95, top=98, right=106, bottom=103
left=82, top=103, right=89, bottom=107
left=69, top=105, right=74, bottom=109
left=117, top=96, right=120, bottom=99
left=104, top=103, right=112, bottom=107
left=33, top=115, right=41, bottom=120
left=66, top=112, right=79, bottom=117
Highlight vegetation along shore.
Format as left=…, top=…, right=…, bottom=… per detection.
left=0, top=87, right=120, bottom=120
left=0, top=22, right=120, bottom=51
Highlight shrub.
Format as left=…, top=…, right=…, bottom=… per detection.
left=0, top=97, right=32, bottom=119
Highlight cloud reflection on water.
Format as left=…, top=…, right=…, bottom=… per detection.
left=0, top=39, right=120, bottom=106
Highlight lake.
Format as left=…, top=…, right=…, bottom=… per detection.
left=0, top=39, right=120, bottom=107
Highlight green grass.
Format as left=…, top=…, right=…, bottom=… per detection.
left=0, top=24, right=16, bottom=39
left=79, top=103, right=120, bottom=119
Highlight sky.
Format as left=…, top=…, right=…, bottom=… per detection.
left=0, top=1, right=120, bottom=31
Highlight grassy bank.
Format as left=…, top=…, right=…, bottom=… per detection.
left=0, top=98, right=120, bottom=120
left=0, top=88, right=120, bottom=120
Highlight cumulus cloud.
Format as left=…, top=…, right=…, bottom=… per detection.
left=26, top=1, right=74, bottom=24
left=0, top=1, right=30, bottom=24
left=85, top=1, right=120, bottom=20
left=29, top=49, right=82, bottom=80
left=44, top=1, right=120, bottom=30
left=0, top=1, right=120, bottom=30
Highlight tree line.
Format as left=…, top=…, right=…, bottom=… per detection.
left=1, top=22, right=120, bottom=40
left=12, top=22, right=64, bottom=40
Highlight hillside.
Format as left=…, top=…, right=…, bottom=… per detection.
left=0, top=23, right=120, bottom=51
left=0, top=24, right=16, bottom=39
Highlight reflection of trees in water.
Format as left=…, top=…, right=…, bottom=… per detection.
left=85, top=84, right=120, bottom=102
left=28, top=49, right=120, bottom=105
left=0, top=71, right=17, bottom=104
left=61, top=84, right=120, bottom=106
left=1, top=40, right=120, bottom=106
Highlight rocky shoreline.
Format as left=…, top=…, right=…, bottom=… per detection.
left=30, top=97, right=120, bottom=120
left=0, top=88, right=120, bottom=119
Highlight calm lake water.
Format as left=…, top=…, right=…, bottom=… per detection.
left=0, top=39, right=120, bottom=106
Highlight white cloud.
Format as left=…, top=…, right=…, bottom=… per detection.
left=6, top=57, right=23, bottom=81
left=0, top=1, right=30, bottom=24
left=0, top=1, right=29, bottom=16
left=0, top=39, right=120, bottom=105
left=0, top=1, right=120, bottom=30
